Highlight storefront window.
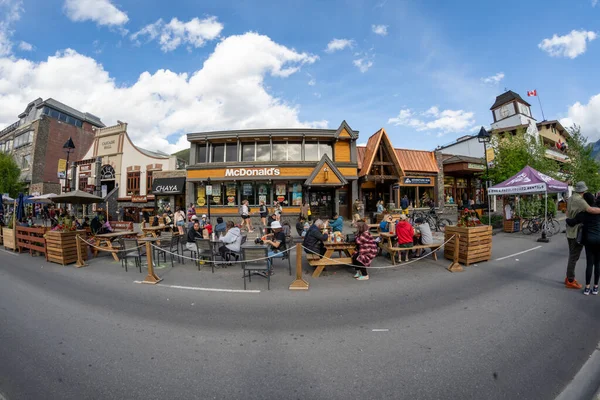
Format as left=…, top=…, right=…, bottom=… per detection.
left=196, top=144, right=207, bottom=163
left=212, top=144, right=225, bottom=162
left=196, top=184, right=206, bottom=206
left=275, top=183, right=287, bottom=204
left=257, top=183, right=270, bottom=204
left=210, top=183, right=223, bottom=206
left=272, top=143, right=287, bottom=161
left=288, top=142, right=302, bottom=161
left=241, top=182, right=255, bottom=204
left=256, top=142, right=270, bottom=161
left=291, top=182, right=303, bottom=206
left=305, top=142, right=319, bottom=161
left=225, top=143, right=238, bottom=162
left=319, top=142, right=333, bottom=159
left=242, top=142, right=255, bottom=161
left=225, top=183, right=237, bottom=206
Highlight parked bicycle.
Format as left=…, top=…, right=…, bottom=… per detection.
left=522, top=214, right=560, bottom=236
left=410, top=207, right=452, bottom=232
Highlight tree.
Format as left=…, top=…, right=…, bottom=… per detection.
left=0, top=152, right=23, bottom=197
left=565, top=124, right=600, bottom=193
left=487, top=129, right=559, bottom=185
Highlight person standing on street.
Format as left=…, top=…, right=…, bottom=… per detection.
left=565, top=181, right=589, bottom=289
left=352, top=221, right=378, bottom=281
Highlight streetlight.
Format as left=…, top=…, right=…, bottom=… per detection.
left=62, top=137, right=75, bottom=192
left=477, top=127, right=491, bottom=224
left=206, top=177, right=212, bottom=222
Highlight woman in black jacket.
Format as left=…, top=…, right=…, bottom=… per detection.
left=567, top=192, right=600, bottom=295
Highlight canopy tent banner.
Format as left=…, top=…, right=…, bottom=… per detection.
left=487, top=166, right=568, bottom=195
left=51, top=190, right=104, bottom=205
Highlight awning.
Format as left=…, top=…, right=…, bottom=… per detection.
left=152, top=177, right=186, bottom=195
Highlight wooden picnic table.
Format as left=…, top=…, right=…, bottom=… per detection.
left=141, top=225, right=170, bottom=238
left=93, top=231, right=137, bottom=261
left=307, top=241, right=356, bottom=278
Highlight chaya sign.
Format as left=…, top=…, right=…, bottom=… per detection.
left=225, top=167, right=280, bottom=177
left=402, top=177, right=432, bottom=185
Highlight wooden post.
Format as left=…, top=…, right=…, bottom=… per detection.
left=447, top=233, right=463, bottom=272
left=75, top=234, right=87, bottom=268
left=142, top=240, right=162, bottom=284
left=289, top=243, right=309, bottom=290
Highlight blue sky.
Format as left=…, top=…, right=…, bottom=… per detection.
left=1, top=0, right=599, bottom=152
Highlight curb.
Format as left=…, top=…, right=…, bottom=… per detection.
left=556, top=341, right=600, bottom=400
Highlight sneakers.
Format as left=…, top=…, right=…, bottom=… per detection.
left=353, top=272, right=361, bottom=278
left=583, top=287, right=591, bottom=295
left=566, top=279, right=583, bottom=289
left=593, top=286, right=599, bottom=295
left=357, top=275, right=369, bottom=281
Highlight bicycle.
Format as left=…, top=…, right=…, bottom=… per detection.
left=526, top=214, right=560, bottom=236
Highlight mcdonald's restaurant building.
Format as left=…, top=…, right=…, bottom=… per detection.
left=185, top=121, right=360, bottom=220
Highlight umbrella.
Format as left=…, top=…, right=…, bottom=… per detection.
left=2, top=194, right=14, bottom=203
left=16, top=193, right=25, bottom=222
left=51, top=190, right=104, bottom=205
left=0, top=194, right=4, bottom=223
left=27, top=193, right=58, bottom=204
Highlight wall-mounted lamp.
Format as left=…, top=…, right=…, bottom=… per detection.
left=324, top=167, right=329, bottom=181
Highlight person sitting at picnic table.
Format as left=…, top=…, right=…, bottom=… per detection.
left=81, top=217, right=90, bottom=228
left=303, top=219, right=329, bottom=257
left=90, top=215, right=101, bottom=234
left=199, top=214, right=208, bottom=228
left=414, top=217, right=433, bottom=256
left=352, top=221, right=379, bottom=281
left=151, top=215, right=159, bottom=227
left=186, top=220, right=204, bottom=253
left=394, top=214, right=415, bottom=262
left=296, top=216, right=306, bottom=236
left=204, top=220, right=213, bottom=235
left=379, top=214, right=393, bottom=233
left=214, top=217, right=227, bottom=236
left=162, top=213, right=172, bottom=227
left=329, top=213, right=344, bottom=233
left=263, top=221, right=287, bottom=273
left=99, top=219, right=113, bottom=234
left=218, top=221, right=242, bottom=260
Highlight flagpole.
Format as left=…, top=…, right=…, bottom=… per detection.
left=536, top=91, right=546, bottom=121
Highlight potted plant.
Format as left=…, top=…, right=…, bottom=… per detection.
left=44, top=217, right=86, bottom=265
left=445, top=208, right=492, bottom=266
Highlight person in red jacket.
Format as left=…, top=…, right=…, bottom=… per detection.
left=395, top=214, right=415, bottom=263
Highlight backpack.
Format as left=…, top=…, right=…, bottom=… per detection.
left=239, top=205, right=244, bottom=215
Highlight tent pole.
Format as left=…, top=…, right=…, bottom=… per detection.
left=538, top=190, right=550, bottom=243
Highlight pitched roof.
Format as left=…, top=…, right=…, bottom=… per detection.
left=357, top=146, right=366, bottom=170
left=490, top=90, right=531, bottom=110
left=358, top=128, right=403, bottom=177
left=395, top=149, right=439, bottom=173
left=441, top=154, right=484, bottom=165
left=304, top=154, right=348, bottom=186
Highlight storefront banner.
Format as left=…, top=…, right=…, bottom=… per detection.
left=243, top=183, right=253, bottom=196
left=275, top=184, right=286, bottom=196
left=402, top=177, right=432, bottom=185
left=132, top=195, right=147, bottom=203
left=292, top=192, right=303, bottom=206
left=152, top=177, right=186, bottom=194
left=57, top=159, right=67, bottom=179
left=487, top=183, right=546, bottom=195
left=467, top=163, right=485, bottom=170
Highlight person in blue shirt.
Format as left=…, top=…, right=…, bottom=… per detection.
left=400, top=195, right=409, bottom=212
left=329, top=213, right=344, bottom=233
left=376, top=200, right=385, bottom=215
left=379, top=214, right=392, bottom=233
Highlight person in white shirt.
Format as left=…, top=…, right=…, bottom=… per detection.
left=415, top=217, right=433, bottom=256
left=218, top=221, right=243, bottom=260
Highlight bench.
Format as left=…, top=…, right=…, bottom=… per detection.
left=16, top=226, right=48, bottom=259
left=384, top=243, right=443, bottom=265
left=308, top=257, right=353, bottom=278
left=109, top=221, right=134, bottom=232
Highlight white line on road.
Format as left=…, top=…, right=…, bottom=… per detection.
left=495, top=246, right=542, bottom=261
left=0, top=249, right=16, bottom=256
left=372, top=329, right=389, bottom=332
left=134, top=281, right=260, bottom=294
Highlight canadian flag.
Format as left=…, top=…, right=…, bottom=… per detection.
left=527, top=89, right=537, bottom=97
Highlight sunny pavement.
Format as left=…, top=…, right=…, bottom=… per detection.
left=1, top=221, right=599, bottom=400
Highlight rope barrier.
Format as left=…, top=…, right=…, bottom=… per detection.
left=77, top=235, right=147, bottom=252
left=147, top=242, right=295, bottom=264
left=300, top=234, right=456, bottom=269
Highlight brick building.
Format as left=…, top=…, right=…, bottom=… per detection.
left=0, top=98, right=105, bottom=194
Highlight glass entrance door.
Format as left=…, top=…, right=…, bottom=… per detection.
left=309, top=189, right=334, bottom=220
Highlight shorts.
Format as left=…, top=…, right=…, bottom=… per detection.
left=241, top=215, right=249, bottom=219
left=397, top=243, right=413, bottom=248
left=176, top=221, right=185, bottom=227
left=260, top=213, right=267, bottom=218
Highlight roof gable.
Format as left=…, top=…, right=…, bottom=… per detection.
left=334, top=120, right=358, bottom=139
left=395, top=149, right=439, bottom=173
left=305, top=154, right=348, bottom=186
left=490, top=90, right=531, bottom=110
left=358, top=128, right=403, bottom=177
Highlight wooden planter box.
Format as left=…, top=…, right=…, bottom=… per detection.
left=3, top=227, right=16, bottom=251
left=17, top=226, right=49, bottom=258
left=503, top=219, right=522, bottom=233
left=44, top=230, right=88, bottom=266
left=444, top=225, right=492, bottom=266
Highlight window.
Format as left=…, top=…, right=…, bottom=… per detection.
left=304, top=142, right=319, bottom=161
left=79, top=175, right=88, bottom=191
left=211, top=144, right=225, bottom=162
left=288, top=142, right=302, bottom=161
left=241, top=182, right=255, bottom=205
left=196, top=144, right=207, bottom=163
left=43, top=107, right=84, bottom=128
left=225, top=143, right=237, bottom=162
left=21, top=154, right=31, bottom=169
left=256, top=142, right=270, bottom=161
left=13, top=131, right=32, bottom=148
left=241, top=142, right=255, bottom=161
left=257, top=183, right=271, bottom=205
left=146, top=170, right=153, bottom=195
left=272, top=143, right=287, bottom=161
left=272, top=141, right=302, bottom=161
left=127, top=171, right=141, bottom=195
left=319, top=142, right=333, bottom=159
left=209, top=183, right=223, bottom=206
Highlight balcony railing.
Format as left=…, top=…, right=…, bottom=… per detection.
left=545, top=147, right=569, bottom=162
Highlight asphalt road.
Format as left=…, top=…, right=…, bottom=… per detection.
left=1, top=232, right=600, bottom=400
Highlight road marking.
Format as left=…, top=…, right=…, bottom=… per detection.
left=372, top=329, right=389, bottom=332
left=0, top=249, right=16, bottom=256
left=495, top=246, right=542, bottom=261
left=134, top=281, right=260, bottom=294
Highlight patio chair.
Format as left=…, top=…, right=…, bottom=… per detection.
left=224, top=235, right=247, bottom=266
left=118, top=238, right=142, bottom=273
left=269, top=237, right=292, bottom=275
left=155, top=232, right=179, bottom=268
left=195, top=238, right=216, bottom=273
left=242, top=246, right=271, bottom=290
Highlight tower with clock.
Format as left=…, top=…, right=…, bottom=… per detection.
left=490, top=90, right=538, bottom=135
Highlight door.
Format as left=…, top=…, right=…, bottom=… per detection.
left=309, top=189, right=334, bottom=220
left=338, top=190, right=349, bottom=219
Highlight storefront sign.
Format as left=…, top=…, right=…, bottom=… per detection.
left=392, top=184, right=400, bottom=190
left=152, top=177, right=186, bottom=194
left=57, top=159, right=67, bottom=179
left=132, top=195, right=147, bottom=203
left=206, top=185, right=213, bottom=196
left=224, top=167, right=281, bottom=177
left=402, top=177, right=432, bottom=185
left=101, top=139, right=116, bottom=150
left=80, top=164, right=92, bottom=172
left=467, top=163, right=485, bottom=170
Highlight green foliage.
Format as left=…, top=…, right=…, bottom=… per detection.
left=518, top=195, right=557, bottom=218
left=487, top=130, right=559, bottom=185
left=565, top=124, right=600, bottom=193
left=480, top=214, right=503, bottom=227
left=0, top=153, right=23, bottom=197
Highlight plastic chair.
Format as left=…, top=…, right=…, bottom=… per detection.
left=242, top=246, right=271, bottom=290
left=118, top=238, right=142, bottom=273
left=155, top=232, right=179, bottom=268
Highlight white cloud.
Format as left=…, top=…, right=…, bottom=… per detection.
left=353, top=58, right=373, bottom=73
left=388, top=107, right=475, bottom=135
left=313, top=92, right=321, bottom=98
left=593, top=0, right=598, bottom=7
left=63, top=0, right=128, bottom=26
left=0, top=0, right=23, bottom=56
left=561, top=93, right=600, bottom=141
left=481, top=72, right=504, bottom=85
left=0, top=32, right=322, bottom=153
left=538, top=30, right=597, bottom=59
left=372, top=24, right=388, bottom=36
left=18, top=41, right=33, bottom=51
left=325, top=38, right=354, bottom=53
left=308, top=78, right=316, bottom=86
left=131, top=16, right=223, bottom=52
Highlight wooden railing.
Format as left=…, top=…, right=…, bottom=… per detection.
left=16, top=226, right=48, bottom=259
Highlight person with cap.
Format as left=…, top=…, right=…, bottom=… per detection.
left=394, top=214, right=415, bottom=262
left=199, top=214, right=208, bottom=228
left=565, top=181, right=589, bottom=289
left=263, top=220, right=287, bottom=273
